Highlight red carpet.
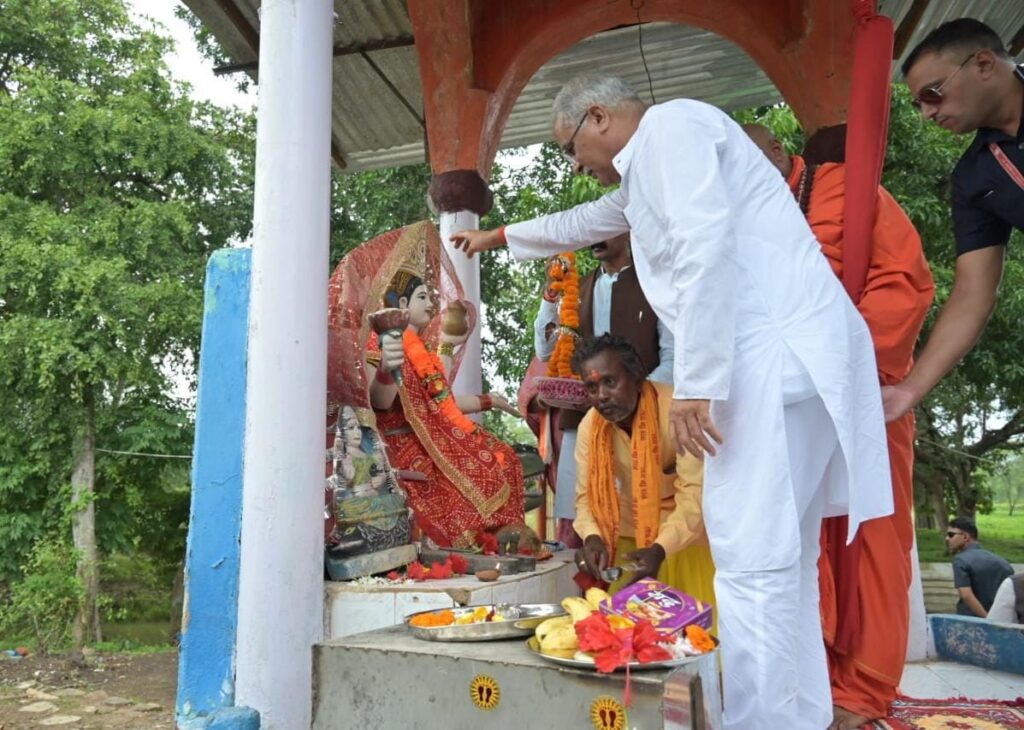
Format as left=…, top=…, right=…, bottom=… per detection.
left=870, top=695, right=1024, bottom=728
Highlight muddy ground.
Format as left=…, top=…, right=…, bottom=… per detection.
left=0, top=650, right=176, bottom=729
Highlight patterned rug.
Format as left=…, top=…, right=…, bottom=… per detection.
left=870, top=696, right=1024, bottom=729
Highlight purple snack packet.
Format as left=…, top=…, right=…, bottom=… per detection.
left=604, top=578, right=713, bottom=635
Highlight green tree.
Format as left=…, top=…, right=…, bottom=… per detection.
left=987, top=453, right=1024, bottom=516
left=0, top=0, right=254, bottom=645
left=482, top=143, right=608, bottom=389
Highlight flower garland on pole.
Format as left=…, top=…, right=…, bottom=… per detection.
left=546, top=252, right=580, bottom=379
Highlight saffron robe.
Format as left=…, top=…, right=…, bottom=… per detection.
left=789, top=155, right=935, bottom=718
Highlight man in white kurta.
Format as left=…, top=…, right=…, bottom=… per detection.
left=453, top=76, right=893, bottom=730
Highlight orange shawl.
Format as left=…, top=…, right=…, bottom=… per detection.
left=586, top=381, right=662, bottom=558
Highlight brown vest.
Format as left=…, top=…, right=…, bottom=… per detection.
left=561, top=265, right=662, bottom=431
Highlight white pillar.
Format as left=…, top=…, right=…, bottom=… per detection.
left=439, top=210, right=482, bottom=398
left=235, top=0, right=332, bottom=727
left=905, top=536, right=930, bottom=661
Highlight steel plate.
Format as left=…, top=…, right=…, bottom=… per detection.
left=406, top=603, right=567, bottom=642
left=524, top=636, right=718, bottom=672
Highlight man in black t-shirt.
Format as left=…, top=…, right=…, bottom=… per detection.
left=885, top=19, right=1023, bottom=422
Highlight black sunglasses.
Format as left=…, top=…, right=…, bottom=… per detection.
left=911, top=52, right=976, bottom=110
left=945, top=530, right=964, bottom=539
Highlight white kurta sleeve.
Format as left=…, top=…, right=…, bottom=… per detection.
left=634, top=108, right=737, bottom=401
left=533, top=298, right=559, bottom=361
left=504, top=188, right=630, bottom=261
left=648, top=318, right=675, bottom=385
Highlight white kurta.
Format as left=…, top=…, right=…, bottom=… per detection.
left=505, top=100, right=893, bottom=573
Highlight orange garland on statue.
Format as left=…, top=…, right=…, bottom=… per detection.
left=402, top=328, right=478, bottom=435
left=546, top=252, right=581, bottom=379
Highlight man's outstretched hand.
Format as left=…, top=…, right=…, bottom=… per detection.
left=450, top=228, right=506, bottom=258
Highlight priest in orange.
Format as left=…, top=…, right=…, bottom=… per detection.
left=744, top=124, right=935, bottom=729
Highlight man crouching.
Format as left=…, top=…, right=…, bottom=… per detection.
left=571, top=334, right=716, bottom=629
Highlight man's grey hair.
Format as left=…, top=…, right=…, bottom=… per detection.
left=552, top=75, right=645, bottom=128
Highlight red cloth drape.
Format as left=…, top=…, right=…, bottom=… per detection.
left=843, top=0, right=893, bottom=302
left=827, top=0, right=895, bottom=657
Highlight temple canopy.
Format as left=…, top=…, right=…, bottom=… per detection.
left=184, top=0, right=1024, bottom=174
left=175, top=2, right=1024, bottom=727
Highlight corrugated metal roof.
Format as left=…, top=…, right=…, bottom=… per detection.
left=182, top=0, right=1024, bottom=173
left=884, top=0, right=1024, bottom=72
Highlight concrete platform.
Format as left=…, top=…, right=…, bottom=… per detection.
left=312, top=625, right=720, bottom=729
left=323, top=551, right=578, bottom=639
left=901, top=661, right=1024, bottom=701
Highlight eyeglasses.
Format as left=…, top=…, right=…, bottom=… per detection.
left=945, top=531, right=965, bottom=539
left=911, top=52, right=976, bottom=110
left=560, top=111, right=589, bottom=164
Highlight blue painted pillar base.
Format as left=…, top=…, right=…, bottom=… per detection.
left=176, top=249, right=254, bottom=726
left=178, top=706, right=261, bottom=730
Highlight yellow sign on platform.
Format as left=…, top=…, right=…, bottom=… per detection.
left=591, top=695, right=626, bottom=730
left=469, top=674, right=500, bottom=710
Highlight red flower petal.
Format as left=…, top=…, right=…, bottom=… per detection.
left=632, top=619, right=673, bottom=664
left=449, top=553, right=469, bottom=575
left=407, top=561, right=429, bottom=581
left=476, top=532, right=499, bottom=556
left=593, top=643, right=632, bottom=673
left=386, top=570, right=400, bottom=581
left=576, top=614, right=620, bottom=653
left=429, top=557, right=454, bottom=580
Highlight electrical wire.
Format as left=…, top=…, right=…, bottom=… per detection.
left=95, top=448, right=192, bottom=460
left=632, top=0, right=656, bottom=104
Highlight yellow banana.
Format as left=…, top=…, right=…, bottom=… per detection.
left=584, top=587, right=612, bottom=611
left=561, top=596, right=594, bottom=624
left=534, top=614, right=572, bottom=643
left=540, top=624, right=579, bottom=658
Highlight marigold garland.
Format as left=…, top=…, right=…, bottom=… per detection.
left=402, top=328, right=478, bottom=434
left=546, top=252, right=581, bottom=379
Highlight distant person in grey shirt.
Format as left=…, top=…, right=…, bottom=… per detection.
left=946, top=516, right=1014, bottom=617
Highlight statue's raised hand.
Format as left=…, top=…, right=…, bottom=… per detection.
left=378, top=331, right=405, bottom=373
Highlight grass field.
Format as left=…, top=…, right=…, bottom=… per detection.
left=916, top=503, right=1024, bottom=563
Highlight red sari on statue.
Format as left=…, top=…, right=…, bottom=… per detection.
left=328, top=221, right=525, bottom=550
left=367, top=329, right=524, bottom=549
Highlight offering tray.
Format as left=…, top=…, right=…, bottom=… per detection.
left=524, top=635, right=719, bottom=672
left=535, top=376, right=589, bottom=410
left=406, top=603, right=566, bottom=642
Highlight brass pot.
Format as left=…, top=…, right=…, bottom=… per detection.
left=441, top=300, right=469, bottom=337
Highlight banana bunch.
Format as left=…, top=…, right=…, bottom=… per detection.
left=534, top=588, right=612, bottom=658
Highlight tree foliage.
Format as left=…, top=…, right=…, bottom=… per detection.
left=0, top=0, right=254, bottom=628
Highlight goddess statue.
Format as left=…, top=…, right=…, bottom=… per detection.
left=327, top=221, right=537, bottom=551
